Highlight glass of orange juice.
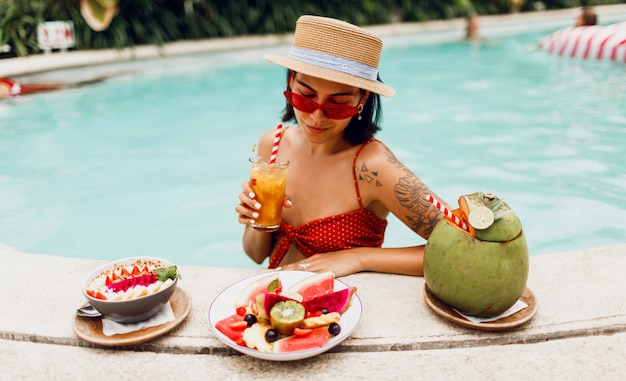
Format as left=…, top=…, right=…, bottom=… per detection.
left=249, top=157, right=289, bottom=232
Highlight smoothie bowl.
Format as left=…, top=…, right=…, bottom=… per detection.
left=82, top=257, right=181, bottom=323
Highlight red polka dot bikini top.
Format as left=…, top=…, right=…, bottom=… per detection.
left=268, top=139, right=388, bottom=268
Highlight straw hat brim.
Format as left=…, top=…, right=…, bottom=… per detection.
left=263, top=54, right=396, bottom=97
left=80, top=0, right=118, bottom=32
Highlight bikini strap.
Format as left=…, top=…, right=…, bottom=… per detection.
left=352, top=139, right=377, bottom=209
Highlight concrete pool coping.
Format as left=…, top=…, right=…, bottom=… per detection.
left=2, top=5, right=626, bottom=380
left=2, top=244, right=626, bottom=379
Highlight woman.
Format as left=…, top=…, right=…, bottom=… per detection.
left=235, top=15, right=451, bottom=277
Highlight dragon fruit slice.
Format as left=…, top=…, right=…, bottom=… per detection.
left=302, top=287, right=357, bottom=314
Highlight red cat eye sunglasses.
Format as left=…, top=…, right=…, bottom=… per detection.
left=283, top=91, right=362, bottom=120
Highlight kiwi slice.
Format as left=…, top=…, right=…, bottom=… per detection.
left=269, top=300, right=305, bottom=335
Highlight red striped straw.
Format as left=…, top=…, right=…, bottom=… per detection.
left=426, top=194, right=468, bottom=231
left=269, top=124, right=283, bottom=165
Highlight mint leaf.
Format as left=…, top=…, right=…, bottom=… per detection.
left=154, top=265, right=181, bottom=281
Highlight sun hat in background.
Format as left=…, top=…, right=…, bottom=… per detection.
left=81, top=0, right=119, bottom=32
left=263, top=15, right=395, bottom=97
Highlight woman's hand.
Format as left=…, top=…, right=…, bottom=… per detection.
left=237, top=180, right=293, bottom=265
left=235, top=181, right=261, bottom=226
left=235, top=181, right=292, bottom=227
left=278, top=250, right=363, bottom=278
left=278, top=246, right=425, bottom=277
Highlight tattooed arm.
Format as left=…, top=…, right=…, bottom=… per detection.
left=356, top=140, right=451, bottom=240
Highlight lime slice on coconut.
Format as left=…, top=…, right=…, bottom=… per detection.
left=468, top=206, right=495, bottom=229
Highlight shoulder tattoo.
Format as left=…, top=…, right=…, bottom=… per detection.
left=356, top=162, right=383, bottom=187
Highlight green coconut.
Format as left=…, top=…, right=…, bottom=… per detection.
left=423, top=193, right=529, bottom=317
left=460, top=192, right=522, bottom=242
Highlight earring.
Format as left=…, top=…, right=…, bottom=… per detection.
left=357, top=104, right=364, bottom=120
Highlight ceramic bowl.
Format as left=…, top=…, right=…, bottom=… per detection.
left=82, top=256, right=179, bottom=323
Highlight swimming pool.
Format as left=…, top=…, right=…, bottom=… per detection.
left=1, top=26, right=625, bottom=268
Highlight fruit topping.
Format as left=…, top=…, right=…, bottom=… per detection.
left=457, top=192, right=522, bottom=241
left=302, top=312, right=341, bottom=329
left=255, top=292, right=294, bottom=322
left=229, top=321, right=249, bottom=331
left=270, top=300, right=306, bottom=336
left=293, top=328, right=313, bottom=337
left=215, top=314, right=247, bottom=345
left=234, top=273, right=282, bottom=310
left=242, top=322, right=273, bottom=352
left=302, top=287, right=357, bottom=314
left=85, top=260, right=180, bottom=301
left=265, top=329, right=279, bottom=343
left=272, top=327, right=330, bottom=353
left=328, top=322, right=341, bottom=336
left=286, top=271, right=335, bottom=301
left=106, top=273, right=158, bottom=293
left=244, top=314, right=258, bottom=327
left=468, top=206, right=495, bottom=230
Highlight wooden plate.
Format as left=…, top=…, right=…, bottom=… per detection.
left=73, top=287, right=191, bottom=346
left=423, top=284, right=537, bottom=331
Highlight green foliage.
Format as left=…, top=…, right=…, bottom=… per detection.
left=0, top=0, right=45, bottom=56
left=1, top=0, right=623, bottom=57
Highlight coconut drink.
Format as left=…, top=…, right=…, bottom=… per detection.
left=423, top=192, right=529, bottom=317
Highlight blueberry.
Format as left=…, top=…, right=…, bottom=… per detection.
left=321, top=308, right=329, bottom=315
left=328, top=322, right=341, bottom=336
left=265, top=328, right=279, bottom=343
left=244, top=314, right=257, bottom=327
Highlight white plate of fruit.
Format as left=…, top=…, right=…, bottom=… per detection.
left=208, top=270, right=362, bottom=361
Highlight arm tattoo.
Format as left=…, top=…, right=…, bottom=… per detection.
left=384, top=150, right=440, bottom=237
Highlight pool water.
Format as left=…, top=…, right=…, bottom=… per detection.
left=1, top=28, right=625, bottom=268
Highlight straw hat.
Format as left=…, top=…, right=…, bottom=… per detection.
left=263, top=15, right=395, bottom=97
left=80, top=0, right=118, bottom=32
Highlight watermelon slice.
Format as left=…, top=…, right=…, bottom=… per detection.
left=234, top=273, right=282, bottom=309
left=215, top=313, right=246, bottom=345
left=272, top=327, right=330, bottom=353
left=302, top=286, right=357, bottom=314
left=286, top=271, right=335, bottom=302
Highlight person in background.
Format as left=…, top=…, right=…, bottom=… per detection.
left=575, top=6, right=597, bottom=27
left=235, top=15, right=451, bottom=277
left=0, top=75, right=111, bottom=99
left=465, top=14, right=480, bottom=42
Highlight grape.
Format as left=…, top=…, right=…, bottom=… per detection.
left=244, top=314, right=257, bottom=327
left=265, top=328, right=279, bottom=343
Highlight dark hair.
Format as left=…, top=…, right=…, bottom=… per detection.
left=280, top=70, right=383, bottom=145
left=581, top=6, right=597, bottom=26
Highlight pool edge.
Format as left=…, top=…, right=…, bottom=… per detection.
left=2, top=243, right=625, bottom=378
left=2, top=5, right=626, bottom=77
